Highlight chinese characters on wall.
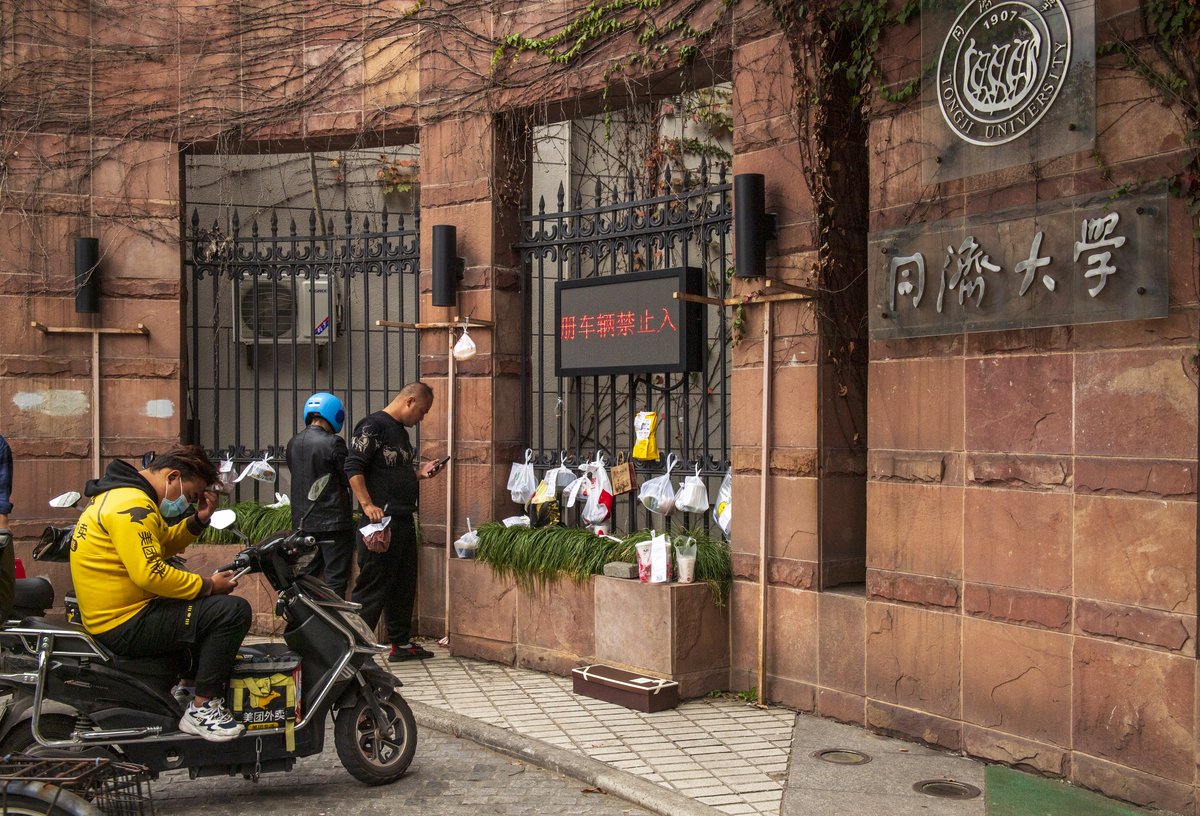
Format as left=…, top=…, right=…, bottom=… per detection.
left=869, top=185, right=1168, bottom=340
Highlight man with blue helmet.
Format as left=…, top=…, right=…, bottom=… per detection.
left=285, top=392, right=355, bottom=597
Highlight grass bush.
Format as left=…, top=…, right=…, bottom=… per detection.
left=198, top=501, right=292, bottom=545
left=475, top=522, right=732, bottom=606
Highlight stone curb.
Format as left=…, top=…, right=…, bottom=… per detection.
left=410, top=700, right=724, bottom=816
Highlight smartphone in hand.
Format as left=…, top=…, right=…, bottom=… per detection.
left=430, top=455, right=451, bottom=474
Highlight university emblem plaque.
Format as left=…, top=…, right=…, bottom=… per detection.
left=937, top=0, right=1072, bottom=146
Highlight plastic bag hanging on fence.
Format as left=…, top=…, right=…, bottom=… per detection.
left=713, top=468, right=732, bottom=536
left=234, top=454, right=276, bottom=484
left=544, top=453, right=576, bottom=494
left=507, top=449, right=537, bottom=505
left=217, top=456, right=236, bottom=493
left=453, top=326, right=477, bottom=361
left=638, top=453, right=679, bottom=516
left=580, top=453, right=613, bottom=527
left=674, top=464, right=710, bottom=514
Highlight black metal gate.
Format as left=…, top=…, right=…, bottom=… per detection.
left=516, top=161, right=733, bottom=533
left=184, top=206, right=420, bottom=500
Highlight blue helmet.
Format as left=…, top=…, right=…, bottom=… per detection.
left=304, top=392, right=345, bottom=433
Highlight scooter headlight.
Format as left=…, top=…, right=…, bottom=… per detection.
left=342, top=610, right=378, bottom=644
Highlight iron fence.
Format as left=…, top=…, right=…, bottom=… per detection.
left=184, top=205, right=420, bottom=502
left=516, top=160, right=733, bottom=534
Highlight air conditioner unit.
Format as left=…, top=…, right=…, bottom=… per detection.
left=235, top=274, right=340, bottom=344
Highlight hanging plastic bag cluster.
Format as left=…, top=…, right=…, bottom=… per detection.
left=638, top=453, right=679, bottom=516
left=507, top=449, right=536, bottom=505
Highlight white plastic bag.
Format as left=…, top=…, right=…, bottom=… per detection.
left=453, top=519, right=479, bottom=558
left=453, top=327, right=477, bottom=361
left=580, top=454, right=613, bottom=521
left=674, top=464, right=710, bottom=514
left=544, top=453, right=576, bottom=494
left=234, top=454, right=276, bottom=484
left=217, top=456, right=236, bottom=492
left=507, top=449, right=537, bottom=505
left=638, top=453, right=679, bottom=516
left=713, top=468, right=732, bottom=535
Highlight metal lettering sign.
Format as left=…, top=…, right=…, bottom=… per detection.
left=868, top=184, right=1169, bottom=339
left=555, top=267, right=705, bottom=376
left=922, top=0, right=1095, bottom=181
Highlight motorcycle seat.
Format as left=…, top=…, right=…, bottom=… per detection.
left=13, top=577, right=54, bottom=616
left=16, top=616, right=188, bottom=679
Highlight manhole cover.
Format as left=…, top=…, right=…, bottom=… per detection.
left=811, top=748, right=872, bottom=765
left=912, top=779, right=982, bottom=799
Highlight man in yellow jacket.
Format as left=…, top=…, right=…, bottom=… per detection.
left=70, top=444, right=249, bottom=742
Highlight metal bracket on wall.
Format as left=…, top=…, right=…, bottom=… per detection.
left=30, top=321, right=152, bottom=479
left=672, top=287, right=812, bottom=308
left=374, top=317, right=495, bottom=330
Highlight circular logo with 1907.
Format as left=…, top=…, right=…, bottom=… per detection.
left=936, top=0, right=1072, bottom=146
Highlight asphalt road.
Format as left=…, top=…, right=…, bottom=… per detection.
left=152, top=725, right=652, bottom=816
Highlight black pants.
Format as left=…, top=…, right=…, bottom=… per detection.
left=302, top=528, right=355, bottom=598
left=350, top=515, right=417, bottom=645
left=95, top=594, right=252, bottom=699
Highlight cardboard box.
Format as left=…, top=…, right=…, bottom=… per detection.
left=571, top=664, right=679, bottom=713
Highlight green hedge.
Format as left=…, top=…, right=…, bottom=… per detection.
left=474, top=522, right=732, bottom=606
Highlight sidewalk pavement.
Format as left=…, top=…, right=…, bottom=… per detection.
left=387, top=646, right=1000, bottom=816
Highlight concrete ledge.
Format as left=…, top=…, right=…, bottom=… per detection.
left=410, top=700, right=723, bottom=816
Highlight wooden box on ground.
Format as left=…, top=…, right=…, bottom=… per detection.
left=571, top=664, right=680, bottom=713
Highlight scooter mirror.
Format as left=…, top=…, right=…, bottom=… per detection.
left=209, top=509, right=238, bottom=530
left=49, top=491, right=82, bottom=508
left=307, top=474, right=331, bottom=501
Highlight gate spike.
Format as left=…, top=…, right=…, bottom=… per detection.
left=556, top=181, right=565, bottom=211
left=309, top=210, right=317, bottom=234
left=663, top=163, right=673, bottom=191
left=520, top=188, right=529, bottom=214
left=594, top=178, right=602, bottom=208
left=289, top=216, right=297, bottom=236
left=538, top=195, right=546, bottom=215
left=250, top=218, right=258, bottom=238
left=718, top=162, right=727, bottom=184
left=382, top=202, right=390, bottom=232
left=190, top=208, right=199, bottom=229
left=572, top=188, right=582, bottom=211
left=270, top=209, right=278, bottom=235
left=344, top=208, right=352, bottom=232
left=396, top=210, right=405, bottom=231
left=699, top=156, right=709, bottom=188
left=362, top=214, right=370, bottom=232
left=231, top=209, right=240, bottom=234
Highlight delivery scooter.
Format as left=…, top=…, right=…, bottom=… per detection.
left=0, top=475, right=416, bottom=786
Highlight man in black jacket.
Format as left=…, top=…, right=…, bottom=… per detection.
left=346, top=382, right=444, bottom=661
left=286, top=393, right=355, bottom=598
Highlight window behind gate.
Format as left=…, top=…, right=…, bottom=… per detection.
left=517, top=160, right=733, bottom=534
left=184, top=206, right=421, bottom=500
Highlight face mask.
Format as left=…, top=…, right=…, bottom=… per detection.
left=159, top=474, right=191, bottom=518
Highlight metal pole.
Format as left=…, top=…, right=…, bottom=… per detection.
left=756, top=301, right=772, bottom=706
left=444, top=327, right=455, bottom=639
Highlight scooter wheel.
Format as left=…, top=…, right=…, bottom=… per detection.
left=0, top=782, right=103, bottom=815
left=333, top=690, right=417, bottom=785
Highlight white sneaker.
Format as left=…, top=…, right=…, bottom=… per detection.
left=171, top=684, right=196, bottom=708
left=179, top=698, right=245, bottom=742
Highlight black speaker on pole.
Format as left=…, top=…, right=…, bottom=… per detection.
left=74, top=236, right=101, bottom=313
left=733, top=174, right=777, bottom=278
left=431, top=224, right=465, bottom=308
